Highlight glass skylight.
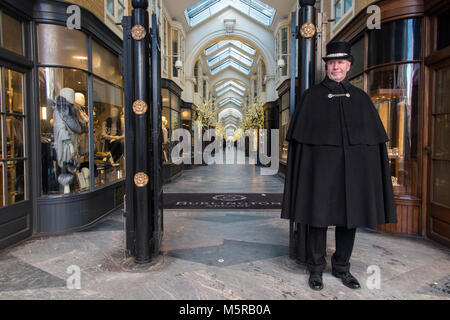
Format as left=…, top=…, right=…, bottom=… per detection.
left=211, top=59, right=250, bottom=75
left=216, top=80, right=246, bottom=92
left=205, top=40, right=256, bottom=56
left=217, top=86, right=245, bottom=96
left=185, top=0, right=276, bottom=27
left=219, top=97, right=243, bottom=107
left=208, top=47, right=253, bottom=67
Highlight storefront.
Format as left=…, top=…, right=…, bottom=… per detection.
left=331, top=0, right=449, bottom=242
left=0, top=0, right=125, bottom=249
left=162, top=78, right=182, bottom=182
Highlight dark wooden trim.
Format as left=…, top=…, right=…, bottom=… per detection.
left=32, top=0, right=123, bottom=56
left=425, top=46, right=450, bottom=66
left=0, top=0, right=33, bottom=19
left=424, top=0, right=450, bottom=15
left=162, top=78, right=183, bottom=96
left=332, top=0, right=424, bottom=42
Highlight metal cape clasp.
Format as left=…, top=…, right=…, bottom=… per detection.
left=328, top=93, right=351, bottom=99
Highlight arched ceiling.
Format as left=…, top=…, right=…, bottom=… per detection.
left=164, top=0, right=296, bottom=127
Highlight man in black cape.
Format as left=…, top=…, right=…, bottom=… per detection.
left=281, top=41, right=397, bottom=291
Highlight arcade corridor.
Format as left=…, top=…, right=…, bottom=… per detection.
left=0, top=161, right=449, bottom=299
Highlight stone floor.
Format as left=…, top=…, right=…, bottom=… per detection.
left=0, top=161, right=449, bottom=300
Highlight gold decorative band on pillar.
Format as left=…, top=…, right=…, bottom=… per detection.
left=132, top=25, right=147, bottom=40
left=300, top=22, right=316, bottom=38
left=134, top=172, right=149, bottom=187
left=132, top=100, right=148, bottom=115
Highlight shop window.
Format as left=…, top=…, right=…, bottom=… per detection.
left=39, top=67, right=90, bottom=195
left=0, top=68, right=26, bottom=206
left=1, top=12, right=24, bottom=56
left=37, top=24, right=89, bottom=71
left=92, top=41, right=123, bottom=86
left=348, top=37, right=364, bottom=79
left=162, top=89, right=171, bottom=164
left=368, top=18, right=422, bottom=68
left=38, top=25, right=125, bottom=196
left=368, top=63, right=420, bottom=196
left=279, top=92, right=290, bottom=162
left=93, top=78, right=125, bottom=188
left=161, top=89, right=181, bottom=164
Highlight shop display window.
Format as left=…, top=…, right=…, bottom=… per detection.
left=39, top=67, right=90, bottom=195
left=92, top=40, right=123, bottom=86
left=279, top=92, right=290, bottom=162
left=93, top=78, right=125, bottom=187
left=0, top=68, right=26, bottom=206
left=37, top=23, right=125, bottom=197
left=37, top=24, right=89, bottom=71
left=368, top=63, right=420, bottom=196
left=161, top=88, right=181, bottom=164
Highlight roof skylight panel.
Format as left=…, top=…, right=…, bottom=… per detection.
left=208, top=48, right=253, bottom=67
left=205, top=40, right=256, bottom=56
left=185, top=0, right=275, bottom=28
left=210, top=59, right=250, bottom=75
left=216, top=80, right=246, bottom=92
left=217, top=86, right=245, bottom=96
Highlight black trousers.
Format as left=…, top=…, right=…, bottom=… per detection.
left=307, top=226, right=356, bottom=273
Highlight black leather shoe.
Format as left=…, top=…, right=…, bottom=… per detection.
left=332, top=270, right=361, bottom=289
left=308, top=272, right=324, bottom=291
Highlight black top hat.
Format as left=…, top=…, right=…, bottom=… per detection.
left=323, top=41, right=354, bottom=64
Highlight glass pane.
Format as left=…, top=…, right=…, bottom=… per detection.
left=37, top=24, right=89, bottom=71
left=348, top=37, right=364, bottom=79
left=92, top=41, right=123, bottom=86
left=162, top=89, right=170, bottom=107
left=280, top=108, right=289, bottom=161
left=435, top=65, right=450, bottom=114
left=369, top=63, right=420, bottom=196
left=2, top=13, right=23, bottom=55
left=7, top=160, right=25, bottom=204
left=107, top=0, right=115, bottom=15
left=368, top=18, right=422, bottom=68
left=162, top=107, right=171, bottom=164
left=4, top=69, right=23, bottom=114
left=6, top=115, right=24, bottom=158
left=93, top=78, right=125, bottom=188
left=335, top=0, right=342, bottom=22
left=171, top=93, right=180, bottom=111
left=344, top=0, right=352, bottom=13
left=171, top=109, right=179, bottom=135
left=434, top=115, right=450, bottom=160
left=350, top=74, right=364, bottom=90
left=39, top=67, right=90, bottom=195
left=118, top=3, right=124, bottom=21
left=433, top=160, right=450, bottom=207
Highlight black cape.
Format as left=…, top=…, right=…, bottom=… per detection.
left=281, top=76, right=397, bottom=229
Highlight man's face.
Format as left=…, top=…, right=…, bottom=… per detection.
left=326, top=59, right=351, bottom=82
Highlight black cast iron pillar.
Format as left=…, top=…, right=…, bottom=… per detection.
left=132, top=0, right=151, bottom=264
left=298, top=0, right=316, bottom=95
